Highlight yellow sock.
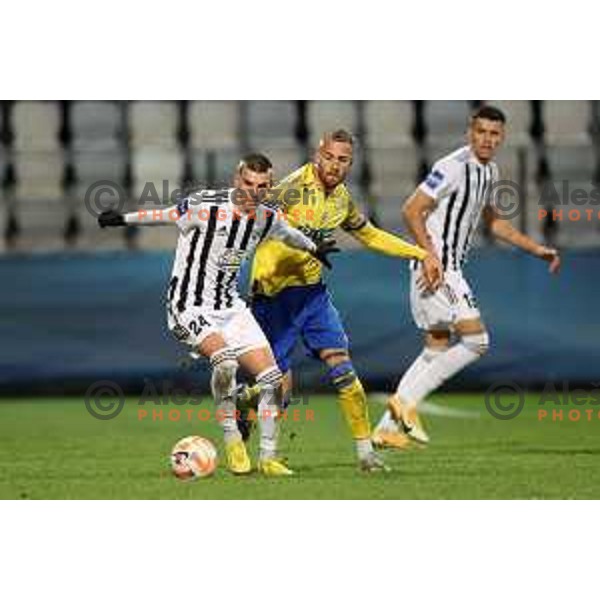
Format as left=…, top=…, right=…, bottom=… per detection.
left=337, top=378, right=371, bottom=439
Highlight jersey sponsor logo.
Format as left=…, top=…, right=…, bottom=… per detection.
left=217, top=248, right=246, bottom=271
left=172, top=323, right=191, bottom=341
left=297, top=225, right=335, bottom=243
left=425, top=169, right=444, bottom=190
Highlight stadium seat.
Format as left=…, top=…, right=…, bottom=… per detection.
left=129, top=101, right=179, bottom=149
left=368, top=147, right=420, bottom=200
left=423, top=142, right=462, bottom=169
left=491, top=145, right=538, bottom=183
left=546, top=146, right=597, bottom=181
left=486, top=101, right=532, bottom=146
left=365, top=101, right=414, bottom=148
left=269, top=147, right=305, bottom=180
left=0, top=197, right=6, bottom=252
left=188, top=101, right=240, bottom=150
left=13, top=151, right=64, bottom=201
left=423, top=101, right=471, bottom=145
left=189, top=149, right=240, bottom=189
left=70, top=198, right=133, bottom=251
left=307, top=101, right=360, bottom=147
left=542, top=101, right=591, bottom=145
left=369, top=197, right=408, bottom=231
left=246, top=101, right=298, bottom=149
left=12, top=101, right=61, bottom=151
left=541, top=181, right=600, bottom=247
left=135, top=223, right=179, bottom=250
left=423, top=143, right=538, bottom=185
left=71, top=101, right=123, bottom=150
left=189, top=150, right=210, bottom=185
left=10, top=151, right=68, bottom=251
left=0, top=148, right=7, bottom=192
left=131, top=148, right=184, bottom=204
left=191, top=147, right=304, bottom=194
left=13, top=199, right=68, bottom=251
left=73, top=149, right=128, bottom=199
left=12, top=150, right=66, bottom=250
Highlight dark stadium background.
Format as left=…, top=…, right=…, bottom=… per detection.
left=0, top=101, right=597, bottom=395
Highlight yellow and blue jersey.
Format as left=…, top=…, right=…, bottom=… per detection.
left=250, top=163, right=367, bottom=297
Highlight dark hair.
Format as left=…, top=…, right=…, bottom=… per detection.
left=238, top=153, right=273, bottom=174
left=471, top=105, right=506, bottom=124
left=320, top=128, right=355, bottom=147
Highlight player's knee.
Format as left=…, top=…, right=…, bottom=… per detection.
left=461, top=331, right=490, bottom=357
left=425, top=329, right=451, bottom=349
left=210, top=348, right=238, bottom=390
left=256, top=366, right=284, bottom=408
left=326, top=359, right=358, bottom=390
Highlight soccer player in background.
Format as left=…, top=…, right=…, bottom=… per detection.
left=248, top=130, right=428, bottom=470
left=374, top=105, right=561, bottom=446
left=98, top=154, right=337, bottom=476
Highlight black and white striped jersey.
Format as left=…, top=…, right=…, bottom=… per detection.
left=168, top=189, right=315, bottom=313
left=419, top=146, right=499, bottom=271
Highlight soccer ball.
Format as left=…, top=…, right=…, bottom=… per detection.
left=170, top=436, right=218, bottom=480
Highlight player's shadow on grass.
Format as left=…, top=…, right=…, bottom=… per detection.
left=296, top=461, right=406, bottom=477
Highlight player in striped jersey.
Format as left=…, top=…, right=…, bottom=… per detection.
left=98, top=153, right=337, bottom=476
left=374, top=105, right=561, bottom=447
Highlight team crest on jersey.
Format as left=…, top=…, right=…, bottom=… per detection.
left=425, top=169, right=445, bottom=189
left=176, top=198, right=189, bottom=216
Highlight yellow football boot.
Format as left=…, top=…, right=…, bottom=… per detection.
left=257, top=457, right=294, bottom=476
left=225, top=439, right=252, bottom=475
left=372, top=428, right=412, bottom=450
left=388, top=396, right=430, bottom=445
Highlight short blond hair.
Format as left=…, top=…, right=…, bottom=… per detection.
left=319, top=129, right=355, bottom=148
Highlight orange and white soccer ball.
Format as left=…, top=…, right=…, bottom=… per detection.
left=170, top=436, right=218, bottom=480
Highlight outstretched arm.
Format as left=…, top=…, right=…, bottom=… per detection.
left=483, top=205, right=561, bottom=274
left=268, top=217, right=316, bottom=252
left=348, top=221, right=428, bottom=260
left=267, top=213, right=340, bottom=269
left=340, top=195, right=427, bottom=260
left=98, top=207, right=182, bottom=228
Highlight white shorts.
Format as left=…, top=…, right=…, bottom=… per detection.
left=410, top=267, right=481, bottom=331
left=167, top=302, right=269, bottom=357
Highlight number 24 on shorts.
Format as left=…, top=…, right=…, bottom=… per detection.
left=189, top=315, right=211, bottom=336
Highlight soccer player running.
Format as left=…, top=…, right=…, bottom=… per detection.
left=98, top=153, right=337, bottom=476
left=247, top=130, right=428, bottom=471
left=374, top=105, right=561, bottom=446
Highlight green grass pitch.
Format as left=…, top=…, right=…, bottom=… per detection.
left=1, top=393, right=599, bottom=499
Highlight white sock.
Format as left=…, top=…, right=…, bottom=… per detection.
left=400, top=333, right=488, bottom=407
left=255, top=366, right=283, bottom=460
left=210, top=349, right=241, bottom=444
left=258, top=389, right=277, bottom=460
left=377, top=333, right=488, bottom=430
left=376, top=346, right=446, bottom=431
left=356, top=438, right=374, bottom=460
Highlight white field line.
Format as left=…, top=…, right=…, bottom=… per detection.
left=369, top=394, right=481, bottom=419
